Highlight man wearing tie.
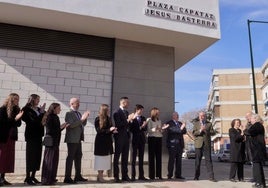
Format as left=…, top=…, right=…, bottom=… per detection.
left=166, top=112, right=186, bottom=180
left=129, top=104, right=148, bottom=181
left=64, top=98, right=90, bottom=184
left=113, top=97, right=133, bottom=182
left=192, top=111, right=216, bottom=182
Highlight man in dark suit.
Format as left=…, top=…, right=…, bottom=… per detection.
left=113, top=97, right=133, bottom=182
left=129, top=104, right=148, bottom=181
left=64, top=98, right=90, bottom=184
left=166, top=112, right=186, bottom=180
left=192, top=111, right=216, bottom=182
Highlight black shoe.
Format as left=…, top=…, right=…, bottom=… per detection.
left=230, top=178, right=236, bottom=182
left=74, top=176, right=88, bottom=182
left=31, top=177, right=41, bottom=184
left=114, top=178, right=121, bottom=183
left=131, top=177, right=136, bottom=181
left=239, top=179, right=245, bottom=182
left=63, top=178, right=76, bottom=184
left=24, top=177, right=35, bottom=185
left=122, top=176, right=131, bottom=182
left=209, top=178, right=217, bottom=182
left=176, top=176, right=185, bottom=180
left=252, top=183, right=266, bottom=188
left=138, top=177, right=148, bottom=181
left=194, top=177, right=199, bottom=180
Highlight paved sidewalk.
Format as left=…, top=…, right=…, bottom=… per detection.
left=5, top=175, right=256, bottom=188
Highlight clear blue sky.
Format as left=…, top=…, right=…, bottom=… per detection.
left=175, top=0, right=268, bottom=115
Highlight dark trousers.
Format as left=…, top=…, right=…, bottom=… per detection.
left=167, top=147, right=182, bottom=178
left=229, top=162, right=244, bottom=180
left=65, top=143, right=82, bottom=179
left=195, top=146, right=214, bottom=179
left=113, top=137, right=130, bottom=179
left=253, top=162, right=266, bottom=185
left=148, top=137, right=162, bottom=179
left=131, top=142, right=145, bottom=179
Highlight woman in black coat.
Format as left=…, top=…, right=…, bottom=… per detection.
left=21, top=94, right=46, bottom=185
left=41, top=103, right=67, bottom=185
left=0, top=93, right=23, bottom=185
left=228, top=118, right=245, bottom=182
left=245, top=114, right=266, bottom=188
left=94, top=104, right=116, bottom=182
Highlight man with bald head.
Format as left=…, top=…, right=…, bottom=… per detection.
left=64, top=98, right=90, bottom=184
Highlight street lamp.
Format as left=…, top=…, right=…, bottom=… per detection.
left=247, top=19, right=268, bottom=114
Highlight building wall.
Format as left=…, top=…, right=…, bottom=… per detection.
left=112, top=39, right=174, bottom=120
left=208, top=69, right=265, bottom=150
left=0, top=48, right=113, bottom=175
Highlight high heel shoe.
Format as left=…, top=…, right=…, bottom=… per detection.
left=31, top=177, right=41, bottom=184
left=24, top=177, right=35, bottom=185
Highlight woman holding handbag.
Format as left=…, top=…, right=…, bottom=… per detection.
left=41, top=103, right=68, bottom=185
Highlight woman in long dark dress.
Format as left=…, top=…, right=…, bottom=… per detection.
left=21, top=94, right=46, bottom=185
left=94, top=104, right=116, bottom=182
left=41, top=103, right=67, bottom=185
left=0, top=93, right=23, bottom=186
left=228, top=118, right=245, bottom=182
left=245, top=114, right=266, bottom=188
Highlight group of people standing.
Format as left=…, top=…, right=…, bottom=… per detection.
left=0, top=93, right=90, bottom=186
left=228, top=112, right=266, bottom=188
left=0, top=93, right=266, bottom=187
left=95, top=96, right=187, bottom=183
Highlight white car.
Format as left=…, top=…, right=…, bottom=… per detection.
left=212, top=149, right=230, bottom=162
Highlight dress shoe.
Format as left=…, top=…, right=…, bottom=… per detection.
left=31, top=177, right=41, bottom=184
left=74, top=176, right=88, bottom=182
left=131, top=177, right=136, bottom=181
left=63, top=178, right=76, bottom=184
left=176, top=176, right=185, bottom=180
left=230, top=178, right=236, bottom=182
left=114, top=178, right=121, bottom=183
left=252, top=183, right=266, bottom=188
left=122, top=176, right=131, bottom=182
left=209, top=178, right=217, bottom=182
left=24, top=177, right=35, bottom=185
left=138, top=177, right=148, bottom=181
left=194, top=177, right=199, bottom=180
left=239, top=179, right=245, bottom=182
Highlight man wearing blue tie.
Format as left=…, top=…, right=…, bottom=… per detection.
left=166, top=112, right=186, bottom=180
left=129, top=104, right=148, bottom=181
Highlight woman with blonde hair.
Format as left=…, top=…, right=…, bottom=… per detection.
left=0, top=93, right=23, bottom=185
left=94, top=104, right=117, bottom=182
left=147, top=107, right=168, bottom=180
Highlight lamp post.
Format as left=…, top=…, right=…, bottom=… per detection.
left=247, top=19, right=268, bottom=114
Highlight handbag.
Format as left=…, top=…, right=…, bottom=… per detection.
left=42, top=135, right=53, bottom=147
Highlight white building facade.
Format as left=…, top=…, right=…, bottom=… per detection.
left=0, top=0, right=220, bottom=175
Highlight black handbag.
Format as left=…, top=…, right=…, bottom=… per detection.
left=42, top=135, right=53, bottom=147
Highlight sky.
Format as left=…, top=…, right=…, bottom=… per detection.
left=175, top=0, right=268, bottom=115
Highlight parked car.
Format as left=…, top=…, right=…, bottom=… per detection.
left=185, top=150, right=196, bottom=159
left=213, top=149, right=230, bottom=162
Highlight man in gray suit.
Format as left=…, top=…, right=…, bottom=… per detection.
left=64, top=98, right=90, bottom=184
left=192, top=111, right=216, bottom=182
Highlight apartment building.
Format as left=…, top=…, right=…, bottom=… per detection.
left=207, top=68, right=264, bottom=151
